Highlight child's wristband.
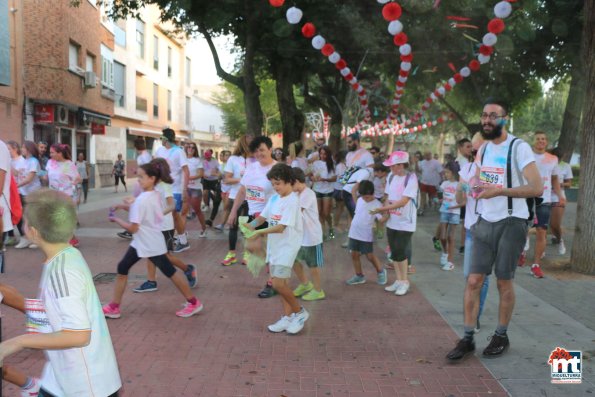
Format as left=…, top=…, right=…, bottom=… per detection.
left=249, top=220, right=258, bottom=228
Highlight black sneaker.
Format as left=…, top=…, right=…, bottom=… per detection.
left=483, top=334, right=509, bottom=357
left=446, top=338, right=475, bottom=361
left=117, top=231, right=132, bottom=239
left=258, top=284, right=276, bottom=299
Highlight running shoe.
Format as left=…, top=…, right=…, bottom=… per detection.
left=286, top=308, right=310, bottom=334
left=214, top=224, right=224, bottom=231
left=440, top=253, right=448, bottom=267
left=293, top=281, right=314, bottom=297
left=221, top=252, right=237, bottom=266
left=117, top=231, right=132, bottom=239
left=376, top=269, right=387, bottom=285
left=441, top=262, right=454, bottom=271
left=394, top=282, right=410, bottom=296
left=531, top=264, right=544, bottom=278
left=384, top=281, right=401, bottom=292
left=176, top=300, right=203, bottom=318
left=15, top=237, right=32, bottom=249
left=302, top=289, right=325, bottom=301
left=185, top=264, right=198, bottom=288
left=102, top=304, right=121, bottom=319
left=199, top=230, right=207, bottom=238
left=345, top=274, right=366, bottom=285
left=432, top=237, right=442, bottom=251
left=258, top=284, right=276, bottom=298
left=558, top=239, right=566, bottom=255
left=173, top=241, right=190, bottom=253
left=268, top=315, right=291, bottom=333
left=133, top=280, right=158, bottom=293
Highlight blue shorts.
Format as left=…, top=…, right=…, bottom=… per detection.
left=440, top=212, right=460, bottom=225
left=533, top=203, right=551, bottom=229
left=173, top=193, right=183, bottom=212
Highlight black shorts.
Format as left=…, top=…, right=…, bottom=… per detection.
left=202, top=179, right=220, bottom=191
left=162, top=229, right=175, bottom=252
left=315, top=191, right=334, bottom=199
left=333, top=189, right=343, bottom=201
left=387, top=228, right=413, bottom=262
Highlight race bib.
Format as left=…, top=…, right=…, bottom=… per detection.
left=246, top=185, right=265, bottom=203
left=270, top=213, right=282, bottom=226
left=480, top=166, right=504, bottom=188
left=25, top=298, right=52, bottom=334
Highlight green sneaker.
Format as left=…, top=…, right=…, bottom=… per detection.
left=302, top=289, right=325, bottom=301
left=293, top=281, right=314, bottom=297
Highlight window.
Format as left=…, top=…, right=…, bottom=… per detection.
left=185, top=96, right=191, bottom=126
left=135, top=19, right=145, bottom=59
left=185, top=57, right=191, bottom=86
left=167, top=46, right=172, bottom=77
left=69, top=42, right=80, bottom=71
left=113, top=20, right=126, bottom=47
left=153, top=84, right=159, bottom=118
left=167, top=90, right=172, bottom=121
left=153, top=35, right=159, bottom=70
left=101, top=56, right=114, bottom=88
left=114, top=61, right=126, bottom=107
left=85, top=54, right=95, bottom=72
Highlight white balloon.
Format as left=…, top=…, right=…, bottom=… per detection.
left=438, top=87, right=446, bottom=96
left=312, top=35, right=326, bottom=50
left=430, top=93, right=437, bottom=101
left=340, top=67, right=351, bottom=76
left=460, top=67, right=471, bottom=77
left=400, top=62, right=412, bottom=71
left=349, top=77, right=357, bottom=84
left=329, top=52, right=341, bottom=63
left=448, top=77, right=456, bottom=86
left=478, top=54, right=491, bottom=64
left=398, top=76, right=407, bottom=83
left=483, top=33, right=498, bottom=47
left=286, top=7, right=303, bottom=24
left=422, top=124, right=427, bottom=129
left=388, top=20, right=403, bottom=35
left=494, top=1, right=512, bottom=19
left=377, top=0, right=390, bottom=4
left=399, top=44, right=412, bottom=55
left=356, top=85, right=364, bottom=93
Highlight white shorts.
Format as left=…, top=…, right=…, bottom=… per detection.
left=270, top=264, right=293, bottom=279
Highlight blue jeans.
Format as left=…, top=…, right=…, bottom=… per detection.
left=464, top=228, right=489, bottom=320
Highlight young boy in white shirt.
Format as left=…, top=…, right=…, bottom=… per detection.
left=345, top=180, right=388, bottom=286
left=0, top=189, right=122, bottom=397
left=291, top=168, right=326, bottom=301
left=244, top=163, right=308, bottom=334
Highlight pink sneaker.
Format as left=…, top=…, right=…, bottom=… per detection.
left=102, top=304, right=121, bottom=319
left=531, top=264, right=544, bottom=279
left=176, top=300, right=203, bottom=318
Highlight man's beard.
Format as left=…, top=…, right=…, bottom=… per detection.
left=481, top=122, right=504, bottom=140
left=348, top=144, right=357, bottom=151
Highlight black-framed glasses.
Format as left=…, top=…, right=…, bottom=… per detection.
left=480, top=112, right=505, bottom=121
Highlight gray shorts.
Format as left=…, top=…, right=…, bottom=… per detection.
left=270, top=264, right=293, bottom=279
left=470, top=217, right=528, bottom=280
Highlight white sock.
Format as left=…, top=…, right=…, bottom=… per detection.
left=179, top=233, right=188, bottom=244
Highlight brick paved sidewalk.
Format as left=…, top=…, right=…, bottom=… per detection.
left=1, top=206, right=508, bottom=397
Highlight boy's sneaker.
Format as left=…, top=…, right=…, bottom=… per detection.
left=176, top=300, right=203, bottom=318
left=173, top=241, right=190, bottom=253
left=185, top=264, right=198, bottom=288
left=558, top=239, right=567, bottom=255
left=214, top=224, right=224, bottom=231
left=531, top=264, right=544, bottom=278
left=102, top=304, right=121, bottom=319
left=446, top=338, right=475, bottom=361
left=345, top=274, right=366, bottom=285
left=376, top=269, right=387, bottom=285
left=133, top=280, right=158, bottom=293
left=268, top=315, right=291, bottom=333
left=199, top=230, right=207, bottom=238
left=293, top=281, right=314, bottom=297
left=440, top=253, right=448, bottom=266
left=15, top=237, right=32, bottom=249
left=258, top=284, right=276, bottom=298
left=384, top=281, right=401, bottom=292
left=20, top=377, right=41, bottom=397
left=221, top=252, right=237, bottom=266
left=441, top=262, right=454, bottom=271
left=302, top=289, right=325, bottom=301
left=286, top=308, right=309, bottom=334
left=395, top=282, right=410, bottom=296
left=432, top=237, right=442, bottom=251
left=483, top=333, right=510, bottom=357
left=117, top=231, right=132, bottom=239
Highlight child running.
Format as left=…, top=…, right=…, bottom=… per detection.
left=132, top=158, right=198, bottom=293
left=438, top=161, right=463, bottom=271
left=0, top=189, right=122, bottom=396
left=244, top=163, right=308, bottom=334
left=291, top=167, right=326, bottom=301
left=102, top=162, right=203, bottom=318
left=345, top=180, right=388, bottom=286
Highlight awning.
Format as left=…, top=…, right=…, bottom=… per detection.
left=78, top=108, right=111, bottom=126
left=128, top=128, right=162, bottom=138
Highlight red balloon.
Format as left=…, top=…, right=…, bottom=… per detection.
left=427, top=121, right=433, bottom=127
left=469, top=59, right=481, bottom=72
left=479, top=45, right=494, bottom=56
left=399, top=70, right=409, bottom=77
left=360, top=99, right=368, bottom=106
left=382, top=2, right=402, bottom=21
left=393, top=32, right=408, bottom=46
left=487, top=18, right=505, bottom=35
left=321, top=43, right=335, bottom=56
left=344, top=73, right=354, bottom=81
left=454, top=73, right=464, bottom=83
left=269, top=0, right=284, bottom=7
left=335, top=59, right=347, bottom=70
left=301, top=23, right=316, bottom=38
left=427, top=97, right=433, bottom=104
left=434, top=89, right=441, bottom=97
left=352, top=83, right=360, bottom=91
left=396, top=81, right=405, bottom=88
left=444, top=83, right=452, bottom=91
left=400, top=54, right=413, bottom=62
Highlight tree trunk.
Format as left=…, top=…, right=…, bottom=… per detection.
left=243, top=2, right=264, bottom=136
left=570, top=0, right=595, bottom=275
left=274, top=60, right=302, bottom=149
left=557, top=65, right=585, bottom=162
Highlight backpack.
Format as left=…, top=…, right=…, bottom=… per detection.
left=339, top=166, right=361, bottom=185
left=2, top=174, right=23, bottom=226
left=388, top=172, right=419, bottom=209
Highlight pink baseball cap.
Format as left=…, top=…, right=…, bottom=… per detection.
left=383, top=151, right=409, bottom=166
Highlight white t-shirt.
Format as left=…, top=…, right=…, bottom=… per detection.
left=156, top=145, right=188, bottom=194
left=476, top=134, right=534, bottom=222
left=386, top=173, right=418, bottom=232
left=456, top=155, right=470, bottom=168
left=373, top=176, right=386, bottom=199
left=459, top=162, right=481, bottom=230
left=298, top=188, right=323, bottom=246
left=534, top=152, right=559, bottom=203
left=291, top=157, right=308, bottom=172
left=14, top=156, right=41, bottom=195
left=440, top=180, right=460, bottom=215
left=240, top=161, right=276, bottom=215
left=349, top=197, right=382, bottom=242
left=552, top=162, right=573, bottom=202
left=129, top=191, right=167, bottom=257
left=334, top=162, right=346, bottom=191
left=155, top=181, right=174, bottom=231
left=187, top=157, right=204, bottom=190
left=220, top=161, right=231, bottom=193
left=203, top=158, right=220, bottom=181
left=38, top=247, right=121, bottom=397
left=342, top=168, right=373, bottom=193
left=226, top=155, right=248, bottom=200
left=136, top=150, right=152, bottom=167
left=346, top=148, right=374, bottom=168
left=419, top=159, right=442, bottom=186
left=0, top=140, right=13, bottom=232
left=311, top=160, right=335, bottom=194
left=260, top=192, right=303, bottom=267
